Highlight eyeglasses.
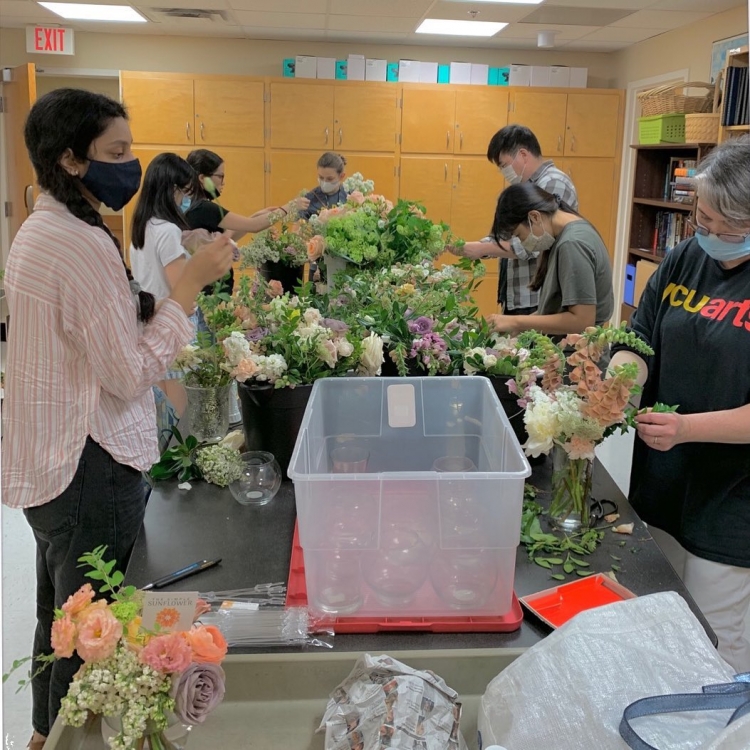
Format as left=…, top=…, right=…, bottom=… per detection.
left=211, top=172, right=225, bottom=182
left=687, top=219, right=750, bottom=244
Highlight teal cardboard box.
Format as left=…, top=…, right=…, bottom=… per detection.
left=335, top=60, right=347, bottom=80
left=387, top=62, right=399, bottom=82
left=282, top=58, right=295, bottom=78
left=488, top=68, right=499, bottom=86
left=496, top=66, right=510, bottom=86
left=438, top=64, right=450, bottom=84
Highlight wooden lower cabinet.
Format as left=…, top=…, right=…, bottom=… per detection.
left=471, top=272, right=500, bottom=318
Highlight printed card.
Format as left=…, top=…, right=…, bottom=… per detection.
left=141, top=591, right=198, bottom=633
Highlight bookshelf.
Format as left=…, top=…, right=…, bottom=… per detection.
left=718, top=46, right=749, bottom=143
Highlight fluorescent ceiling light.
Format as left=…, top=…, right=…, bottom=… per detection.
left=38, top=3, right=147, bottom=21
left=416, top=19, right=508, bottom=36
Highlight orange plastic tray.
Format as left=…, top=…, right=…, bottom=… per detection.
left=286, top=522, right=523, bottom=633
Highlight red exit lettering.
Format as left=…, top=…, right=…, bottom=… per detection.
left=34, top=27, right=66, bottom=52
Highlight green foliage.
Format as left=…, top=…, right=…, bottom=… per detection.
left=324, top=209, right=382, bottom=264
left=77, top=546, right=137, bottom=602
left=149, top=427, right=203, bottom=483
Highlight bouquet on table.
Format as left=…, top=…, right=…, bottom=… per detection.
left=238, top=207, right=309, bottom=269
left=5, top=547, right=226, bottom=750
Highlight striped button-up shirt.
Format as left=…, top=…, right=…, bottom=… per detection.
left=2, top=195, right=194, bottom=509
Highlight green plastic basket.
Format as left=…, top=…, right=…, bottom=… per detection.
left=639, top=114, right=686, bottom=144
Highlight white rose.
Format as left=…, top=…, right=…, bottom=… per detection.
left=317, top=339, right=339, bottom=368
left=303, top=307, right=322, bottom=325
left=462, top=347, right=486, bottom=376
left=359, top=333, right=384, bottom=376
left=483, top=354, right=498, bottom=369
left=336, top=339, right=354, bottom=358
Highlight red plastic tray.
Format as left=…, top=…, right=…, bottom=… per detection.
left=286, top=522, right=523, bottom=633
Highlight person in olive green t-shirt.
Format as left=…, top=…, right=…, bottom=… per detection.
left=486, top=183, right=613, bottom=336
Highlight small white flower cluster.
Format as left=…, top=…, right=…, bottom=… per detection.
left=195, top=444, right=245, bottom=487
left=254, top=353, right=288, bottom=382
left=462, top=347, right=497, bottom=375
left=59, top=644, right=173, bottom=750
left=343, top=172, right=375, bottom=196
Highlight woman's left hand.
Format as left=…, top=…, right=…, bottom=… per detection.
left=488, top=314, right=517, bottom=334
left=635, top=410, right=690, bottom=451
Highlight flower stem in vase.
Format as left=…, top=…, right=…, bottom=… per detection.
left=549, top=447, right=593, bottom=532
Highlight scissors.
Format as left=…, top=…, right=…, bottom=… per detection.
left=589, top=498, right=619, bottom=527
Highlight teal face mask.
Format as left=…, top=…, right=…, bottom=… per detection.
left=696, top=232, right=750, bottom=262
left=180, top=195, right=192, bottom=213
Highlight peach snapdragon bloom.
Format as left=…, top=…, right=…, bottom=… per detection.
left=230, top=358, right=259, bottom=383
left=183, top=625, right=228, bottom=664
left=583, top=372, right=633, bottom=429
left=61, top=583, right=95, bottom=619
left=307, top=235, right=326, bottom=262
left=51, top=615, right=77, bottom=659
left=140, top=632, right=193, bottom=674
left=75, top=602, right=123, bottom=663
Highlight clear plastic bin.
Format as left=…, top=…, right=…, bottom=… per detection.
left=288, top=377, right=531, bottom=619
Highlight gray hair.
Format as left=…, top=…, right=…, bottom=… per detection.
left=695, top=135, right=750, bottom=226
left=317, top=151, right=347, bottom=174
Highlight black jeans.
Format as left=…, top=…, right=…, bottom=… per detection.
left=23, top=437, right=147, bottom=736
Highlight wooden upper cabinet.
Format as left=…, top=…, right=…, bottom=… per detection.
left=449, top=157, right=501, bottom=242
left=194, top=80, right=264, bottom=148
left=121, top=74, right=195, bottom=146
left=454, top=88, right=509, bottom=156
left=217, top=147, right=266, bottom=219
left=270, top=83, right=334, bottom=150
left=268, top=150, right=320, bottom=206
left=399, top=157, right=453, bottom=224
left=341, top=153, right=398, bottom=202
left=565, top=93, right=621, bottom=158
left=334, top=87, right=399, bottom=153
left=510, top=91, right=567, bottom=158
left=401, top=89, right=456, bottom=154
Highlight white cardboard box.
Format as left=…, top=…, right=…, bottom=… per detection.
left=347, top=54, right=366, bottom=81
left=530, top=65, right=552, bottom=87
left=316, top=57, right=336, bottom=80
left=295, top=56, right=317, bottom=79
left=419, top=61, right=439, bottom=83
left=450, top=62, right=472, bottom=84
left=550, top=65, right=570, bottom=87
left=509, top=64, right=531, bottom=86
left=470, top=63, right=489, bottom=85
left=366, top=58, right=387, bottom=81
left=398, top=59, right=421, bottom=83
left=569, top=67, right=588, bottom=88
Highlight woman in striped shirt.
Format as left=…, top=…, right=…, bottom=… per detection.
left=2, top=89, right=233, bottom=749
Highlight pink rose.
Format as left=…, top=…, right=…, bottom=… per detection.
left=75, top=602, right=123, bottom=663
left=62, top=583, right=95, bottom=620
left=267, top=280, right=284, bottom=298
left=230, top=358, right=259, bottom=383
left=51, top=615, right=77, bottom=659
left=348, top=190, right=365, bottom=205
left=140, top=633, right=193, bottom=674
left=307, top=235, right=326, bottom=262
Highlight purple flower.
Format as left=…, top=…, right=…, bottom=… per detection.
left=407, top=316, right=434, bottom=335
left=323, top=318, right=349, bottom=333
left=171, top=663, right=226, bottom=725
left=245, top=327, right=270, bottom=342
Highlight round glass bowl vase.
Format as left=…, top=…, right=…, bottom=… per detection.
left=228, top=451, right=282, bottom=507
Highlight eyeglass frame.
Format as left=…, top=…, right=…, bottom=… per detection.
left=687, top=218, right=750, bottom=245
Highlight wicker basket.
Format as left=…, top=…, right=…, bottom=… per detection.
left=685, top=112, right=720, bottom=143
left=638, top=81, right=715, bottom=117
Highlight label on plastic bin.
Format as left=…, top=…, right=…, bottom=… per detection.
left=387, top=384, right=416, bottom=428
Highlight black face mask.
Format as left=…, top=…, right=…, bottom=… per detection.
left=80, top=158, right=142, bottom=211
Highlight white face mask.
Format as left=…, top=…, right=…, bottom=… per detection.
left=319, top=179, right=340, bottom=195
left=521, top=216, right=556, bottom=255
left=500, top=152, right=524, bottom=185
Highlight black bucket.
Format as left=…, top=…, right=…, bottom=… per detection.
left=484, top=375, right=528, bottom=449
left=260, top=261, right=304, bottom=294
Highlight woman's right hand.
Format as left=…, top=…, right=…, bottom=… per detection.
left=183, top=234, right=234, bottom=288
left=286, top=196, right=311, bottom=213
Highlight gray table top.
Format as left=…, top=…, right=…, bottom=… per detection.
left=126, top=458, right=716, bottom=651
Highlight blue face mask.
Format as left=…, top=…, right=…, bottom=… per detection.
left=696, top=232, right=750, bottom=262
left=180, top=195, right=192, bottom=213
left=80, top=158, right=141, bottom=212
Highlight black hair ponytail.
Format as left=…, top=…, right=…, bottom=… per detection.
left=24, top=88, right=155, bottom=322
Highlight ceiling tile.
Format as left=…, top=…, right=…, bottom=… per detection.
left=227, top=0, right=327, bottom=11
left=580, top=26, right=665, bottom=43
left=611, top=9, right=712, bottom=28
left=327, top=15, right=417, bottom=33
left=498, top=22, right=600, bottom=40
left=231, top=10, right=326, bottom=28
left=521, top=5, right=635, bottom=25
left=562, top=39, right=631, bottom=51
left=242, top=26, right=326, bottom=40
left=545, top=0, right=653, bottom=7
left=427, top=1, right=535, bottom=23
left=136, top=0, right=231, bottom=8
left=650, top=0, right=743, bottom=10
left=326, top=30, right=410, bottom=42
left=328, top=0, right=433, bottom=19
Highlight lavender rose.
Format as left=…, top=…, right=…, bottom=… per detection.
left=245, top=327, right=270, bottom=342
left=407, top=316, right=434, bottom=335
left=171, top=663, right=226, bottom=725
left=323, top=317, right=349, bottom=333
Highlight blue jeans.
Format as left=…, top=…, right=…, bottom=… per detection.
left=23, top=438, right=147, bottom=736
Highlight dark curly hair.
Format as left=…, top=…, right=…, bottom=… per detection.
left=24, top=88, right=155, bottom=322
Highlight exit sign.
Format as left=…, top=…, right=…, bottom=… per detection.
left=26, top=26, right=75, bottom=55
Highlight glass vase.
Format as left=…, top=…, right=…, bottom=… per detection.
left=102, top=714, right=191, bottom=749
left=184, top=384, right=230, bottom=444
left=549, top=445, right=593, bottom=532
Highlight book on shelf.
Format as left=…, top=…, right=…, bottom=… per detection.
left=664, top=158, right=697, bottom=200
left=722, top=65, right=749, bottom=127
left=652, top=211, right=695, bottom=253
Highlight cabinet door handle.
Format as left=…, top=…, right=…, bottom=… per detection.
left=186, top=122, right=190, bottom=141
left=446, top=130, right=450, bottom=149
left=444, top=163, right=448, bottom=181
left=557, top=135, right=562, bottom=152
left=458, top=164, right=462, bottom=182
left=571, top=135, right=576, bottom=152
left=325, top=128, right=329, bottom=144
left=200, top=122, right=205, bottom=141
left=338, top=128, right=343, bottom=145
left=460, top=132, right=464, bottom=150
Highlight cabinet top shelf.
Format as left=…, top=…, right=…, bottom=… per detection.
left=630, top=142, right=711, bottom=150
left=633, top=198, right=694, bottom=211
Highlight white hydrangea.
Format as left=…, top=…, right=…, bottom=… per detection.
left=222, top=331, right=252, bottom=367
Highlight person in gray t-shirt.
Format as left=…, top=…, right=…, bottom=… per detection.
left=486, top=183, right=613, bottom=336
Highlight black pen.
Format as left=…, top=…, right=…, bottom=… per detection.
left=142, top=559, right=222, bottom=591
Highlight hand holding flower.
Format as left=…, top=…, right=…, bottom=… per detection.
left=635, top=409, right=689, bottom=452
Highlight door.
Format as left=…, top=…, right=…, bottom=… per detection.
left=268, top=150, right=320, bottom=207
left=401, top=89, right=456, bottom=154
left=510, top=91, right=567, bottom=158
left=454, top=88, right=509, bottom=156
left=565, top=93, right=621, bottom=158
left=334, top=86, right=399, bottom=152
left=3, top=64, right=37, bottom=248
left=120, top=73, right=195, bottom=146
left=269, top=83, right=334, bottom=150
left=341, top=153, right=398, bottom=202
left=399, top=157, right=453, bottom=225
left=194, top=79, right=264, bottom=148
left=561, top=157, right=617, bottom=262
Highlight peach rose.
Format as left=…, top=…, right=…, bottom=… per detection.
left=183, top=625, right=227, bottom=664
left=51, top=615, right=77, bottom=659
left=61, top=583, right=95, bottom=620
left=348, top=190, right=365, bottom=205
left=140, top=633, right=193, bottom=674
left=75, top=603, right=123, bottom=663
left=307, top=235, right=326, bottom=263
left=267, top=280, right=284, bottom=298
left=230, top=357, right=259, bottom=383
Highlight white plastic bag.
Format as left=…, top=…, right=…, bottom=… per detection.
left=478, top=592, right=743, bottom=750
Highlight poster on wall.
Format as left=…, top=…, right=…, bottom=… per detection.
left=710, top=33, right=748, bottom=83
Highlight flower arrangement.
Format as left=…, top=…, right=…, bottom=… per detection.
left=343, top=172, right=375, bottom=196
left=5, top=547, right=227, bottom=750
left=171, top=333, right=233, bottom=388
left=238, top=208, right=309, bottom=268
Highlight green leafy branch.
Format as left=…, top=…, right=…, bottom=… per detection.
left=77, top=545, right=137, bottom=602
left=149, top=427, right=203, bottom=483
